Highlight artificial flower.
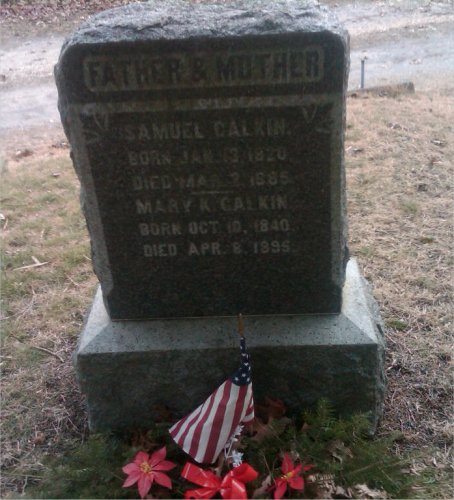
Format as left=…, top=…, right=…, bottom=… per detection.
left=224, top=424, right=244, bottom=461
left=122, top=447, right=176, bottom=499
left=231, top=450, right=244, bottom=467
left=182, top=461, right=258, bottom=499
left=273, top=452, right=313, bottom=499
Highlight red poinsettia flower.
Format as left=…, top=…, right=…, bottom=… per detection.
left=273, top=453, right=313, bottom=499
left=122, top=447, right=176, bottom=499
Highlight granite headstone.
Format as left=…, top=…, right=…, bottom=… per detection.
left=55, top=0, right=348, bottom=320
left=57, top=0, right=385, bottom=433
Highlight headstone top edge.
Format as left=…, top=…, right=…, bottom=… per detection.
left=59, top=0, right=347, bottom=55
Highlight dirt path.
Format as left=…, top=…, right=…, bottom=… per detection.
left=334, top=0, right=454, bottom=91
left=0, top=0, right=453, bottom=157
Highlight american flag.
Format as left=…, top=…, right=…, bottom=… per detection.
left=169, top=336, right=254, bottom=464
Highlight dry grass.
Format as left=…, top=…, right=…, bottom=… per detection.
left=346, top=92, right=453, bottom=479
left=0, top=92, right=453, bottom=497
left=1, top=156, right=97, bottom=495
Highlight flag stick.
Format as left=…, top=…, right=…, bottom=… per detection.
left=238, top=313, right=244, bottom=337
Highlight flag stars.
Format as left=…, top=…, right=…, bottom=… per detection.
left=230, top=338, right=252, bottom=386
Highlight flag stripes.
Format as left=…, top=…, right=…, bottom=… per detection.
left=169, top=336, right=254, bottom=464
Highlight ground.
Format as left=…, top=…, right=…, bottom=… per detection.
left=1, top=0, right=453, bottom=148
left=0, top=0, right=453, bottom=498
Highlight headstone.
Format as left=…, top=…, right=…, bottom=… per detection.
left=55, top=0, right=348, bottom=320
left=56, top=0, right=385, bottom=432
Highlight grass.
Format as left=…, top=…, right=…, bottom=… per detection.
left=346, top=92, right=453, bottom=497
left=1, top=91, right=453, bottom=498
left=19, top=401, right=447, bottom=499
left=400, top=200, right=419, bottom=215
left=1, top=156, right=97, bottom=497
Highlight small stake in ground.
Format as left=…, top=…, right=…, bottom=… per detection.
left=361, top=57, right=367, bottom=89
left=238, top=313, right=245, bottom=338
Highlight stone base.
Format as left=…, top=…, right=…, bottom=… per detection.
left=74, top=259, right=385, bottom=432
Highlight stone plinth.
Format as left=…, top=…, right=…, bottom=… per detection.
left=75, top=260, right=385, bottom=432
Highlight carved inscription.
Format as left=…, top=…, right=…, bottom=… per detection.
left=83, top=47, right=324, bottom=91
left=122, top=112, right=295, bottom=258
left=82, top=99, right=332, bottom=265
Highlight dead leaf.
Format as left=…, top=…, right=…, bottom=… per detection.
left=146, top=486, right=172, bottom=498
left=353, top=483, right=389, bottom=499
left=14, top=148, right=33, bottom=159
left=151, top=403, right=173, bottom=423
left=335, top=485, right=353, bottom=498
left=301, top=421, right=311, bottom=432
left=250, top=416, right=291, bottom=443
left=308, top=473, right=337, bottom=498
left=252, top=474, right=273, bottom=498
left=129, top=429, right=160, bottom=451
left=255, top=396, right=287, bottom=422
left=250, top=417, right=275, bottom=443
left=32, top=431, right=46, bottom=446
left=327, top=440, right=354, bottom=463
left=305, top=474, right=354, bottom=499
left=212, top=452, right=225, bottom=478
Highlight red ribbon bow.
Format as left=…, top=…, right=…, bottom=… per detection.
left=182, top=462, right=258, bottom=499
